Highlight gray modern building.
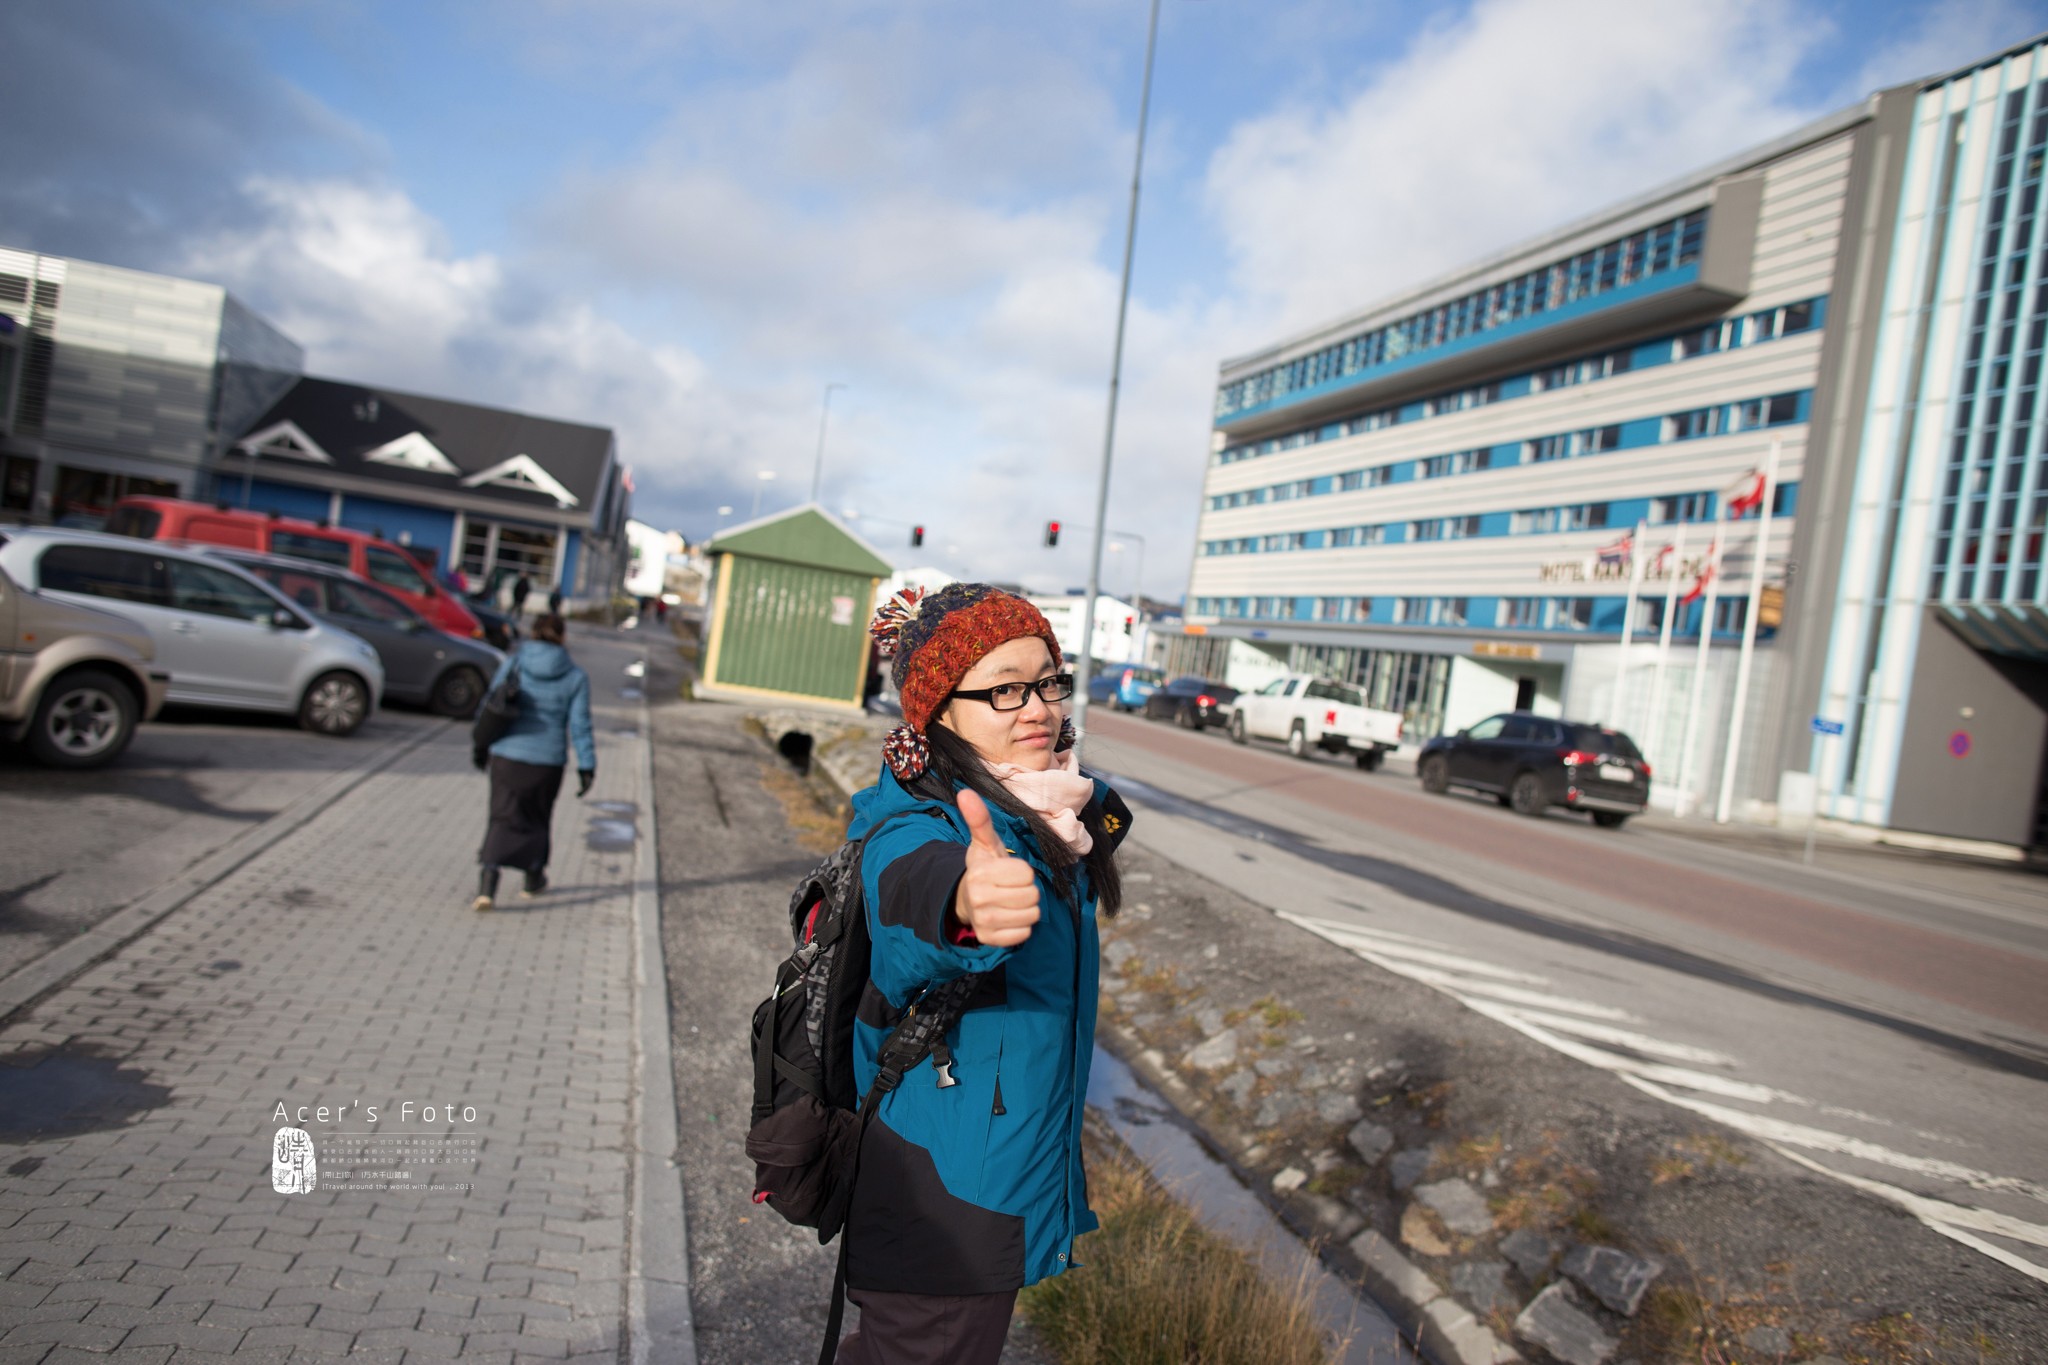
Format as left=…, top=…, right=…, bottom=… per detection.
left=0, top=247, right=302, bottom=523
left=1172, top=32, right=2048, bottom=852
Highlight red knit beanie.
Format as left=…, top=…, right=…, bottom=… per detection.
left=870, top=582, right=1065, bottom=778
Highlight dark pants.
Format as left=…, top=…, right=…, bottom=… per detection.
left=833, top=1286, right=1017, bottom=1365
left=479, top=755, right=564, bottom=873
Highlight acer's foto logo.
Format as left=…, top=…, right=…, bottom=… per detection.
left=272, top=1126, right=317, bottom=1194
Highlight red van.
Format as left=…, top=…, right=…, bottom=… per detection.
left=107, top=496, right=486, bottom=640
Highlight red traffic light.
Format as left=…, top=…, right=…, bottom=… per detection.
left=1045, top=520, right=1061, bottom=547
left=910, top=525, right=925, bottom=547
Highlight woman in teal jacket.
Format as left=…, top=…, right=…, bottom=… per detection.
left=471, top=613, right=595, bottom=910
left=835, top=583, right=1129, bottom=1365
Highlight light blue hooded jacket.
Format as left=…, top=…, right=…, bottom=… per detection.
left=486, top=641, right=596, bottom=771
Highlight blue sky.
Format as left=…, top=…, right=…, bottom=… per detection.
left=5, top=0, right=2045, bottom=597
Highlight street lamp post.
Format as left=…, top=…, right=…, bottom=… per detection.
left=1071, top=0, right=1161, bottom=745
left=750, top=470, right=777, bottom=520
left=810, top=383, right=846, bottom=504
left=714, top=505, right=734, bottom=535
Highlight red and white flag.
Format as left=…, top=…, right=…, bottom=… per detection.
left=1680, top=543, right=1718, bottom=605
left=1726, top=469, right=1767, bottom=519
left=1594, top=531, right=1634, bottom=567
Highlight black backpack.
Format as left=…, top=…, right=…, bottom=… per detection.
left=746, top=807, right=985, bottom=1365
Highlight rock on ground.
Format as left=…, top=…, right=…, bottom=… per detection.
left=1515, top=1281, right=1617, bottom=1365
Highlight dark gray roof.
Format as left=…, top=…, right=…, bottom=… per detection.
left=235, top=376, right=617, bottom=515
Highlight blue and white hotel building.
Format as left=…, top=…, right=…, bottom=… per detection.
left=1177, top=34, right=2048, bottom=851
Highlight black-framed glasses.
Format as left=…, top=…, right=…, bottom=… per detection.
left=950, top=673, right=1074, bottom=711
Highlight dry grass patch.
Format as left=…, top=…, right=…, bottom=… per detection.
left=1022, top=1126, right=1335, bottom=1365
left=756, top=761, right=845, bottom=856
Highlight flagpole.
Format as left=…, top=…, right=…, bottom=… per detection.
left=1613, top=519, right=1646, bottom=728
left=1715, top=441, right=1779, bottom=824
left=1644, top=521, right=1685, bottom=803
left=1676, top=512, right=1724, bottom=817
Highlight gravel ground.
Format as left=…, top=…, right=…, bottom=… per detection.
left=643, top=650, right=1055, bottom=1363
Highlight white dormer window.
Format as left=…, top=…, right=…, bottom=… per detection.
left=364, top=431, right=459, bottom=475
left=238, top=420, right=334, bottom=464
left=460, top=453, right=579, bottom=508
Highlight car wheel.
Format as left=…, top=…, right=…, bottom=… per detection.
left=1419, top=755, right=1450, bottom=793
left=300, top=671, right=369, bottom=736
left=25, top=669, right=137, bottom=769
left=1286, top=723, right=1310, bottom=759
left=432, top=665, right=486, bottom=718
left=1354, top=748, right=1384, bottom=772
left=1591, top=810, right=1631, bottom=830
left=1509, top=770, right=1548, bottom=818
left=1178, top=703, right=1199, bottom=730
left=1229, top=712, right=1247, bottom=744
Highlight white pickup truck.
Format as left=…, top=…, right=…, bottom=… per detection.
left=1226, top=673, right=1404, bottom=770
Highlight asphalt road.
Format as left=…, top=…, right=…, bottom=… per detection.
left=1079, top=707, right=2048, bottom=1286
left=0, top=701, right=442, bottom=982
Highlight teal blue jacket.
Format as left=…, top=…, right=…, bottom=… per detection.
left=841, top=764, right=1131, bottom=1295
left=486, top=642, right=596, bottom=771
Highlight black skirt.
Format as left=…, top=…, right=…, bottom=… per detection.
left=480, top=755, right=564, bottom=871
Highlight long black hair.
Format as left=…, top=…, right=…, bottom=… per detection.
left=913, top=722, right=1122, bottom=919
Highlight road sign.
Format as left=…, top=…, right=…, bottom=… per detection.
left=1810, top=716, right=1844, bottom=736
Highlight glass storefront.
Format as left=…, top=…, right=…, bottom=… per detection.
left=53, top=466, right=177, bottom=527
left=460, top=516, right=559, bottom=601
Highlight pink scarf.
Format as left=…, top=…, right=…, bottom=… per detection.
left=984, top=748, right=1096, bottom=855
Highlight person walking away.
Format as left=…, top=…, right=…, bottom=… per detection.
left=833, top=582, right=1131, bottom=1364
left=472, top=613, right=595, bottom=910
left=511, top=573, right=533, bottom=616
left=547, top=585, right=563, bottom=615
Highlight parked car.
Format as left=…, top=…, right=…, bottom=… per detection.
left=211, top=550, right=502, bottom=717
left=0, top=529, right=385, bottom=736
left=0, top=560, right=170, bottom=767
left=107, top=495, right=485, bottom=642
left=1226, top=672, right=1403, bottom=769
left=1086, top=663, right=1164, bottom=711
left=466, top=597, right=519, bottom=651
left=1141, top=675, right=1239, bottom=729
left=1416, top=711, right=1650, bottom=828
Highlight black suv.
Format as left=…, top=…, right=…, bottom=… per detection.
left=1417, top=712, right=1650, bottom=828
left=1141, top=675, right=1239, bottom=729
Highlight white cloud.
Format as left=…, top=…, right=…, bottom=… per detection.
left=1203, top=0, right=1829, bottom=334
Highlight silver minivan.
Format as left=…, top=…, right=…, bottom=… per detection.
left=0, top=529, right=385, bottom=736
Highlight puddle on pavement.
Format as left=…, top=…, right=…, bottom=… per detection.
left=1088, top=1045, right=1414, bottom=1365
left=0, top=1044, right=173, bottom=1141
left=620, top=687, right=645, bottom=702
left=586, top=817, right=637, bottom=851
left=588, top=801, right=638, bottom=817
left=611, top=727, right=641, bottom=738
left=625, top=661, right=647, bottom=679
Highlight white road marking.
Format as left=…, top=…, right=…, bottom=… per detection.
left=1489, top=1006, right=1739, bottom=1067
left=1295, top=925, right=1553, bottom=984
left=1462, top=997, right=1793, bottom=1104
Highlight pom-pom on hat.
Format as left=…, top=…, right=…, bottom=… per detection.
left=869, top=582, right=1064, bottom=778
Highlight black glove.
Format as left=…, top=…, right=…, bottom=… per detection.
left=577, top=769, right=595, bottom=797
left=472, top=748, right=489, bottom=771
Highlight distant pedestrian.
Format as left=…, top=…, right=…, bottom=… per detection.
left=548, top=585, right=563, bottom=615
left=511, top=573, right=533, bottom=615
left=471, top=614, right=595, bottom=910
left=831, top=583, right=1130, bottom=1364
left=655, top=598, right=668, bottom=623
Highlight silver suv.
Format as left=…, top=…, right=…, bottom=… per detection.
left=0, top=561, right=170, bottom=767
left=0, top=529, right=385, bottom=736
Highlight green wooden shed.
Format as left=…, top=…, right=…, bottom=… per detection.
left=698, top=504, right=893, bottom=711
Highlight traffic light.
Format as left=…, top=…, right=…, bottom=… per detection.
left=910, top=525, right=924, bottom=548
left=1045, top=520, right=1061, bottom=547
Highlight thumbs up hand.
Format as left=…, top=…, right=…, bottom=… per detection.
left=953, top=789, right=1041, bottom=948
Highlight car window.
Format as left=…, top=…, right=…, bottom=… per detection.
left=1257, top=679, right=1288, bottom=696
left=271, top=530, right=353, bottom=569
left=107, top=507, right=162, bottom=539
left=1569, top=725, right=1642, bottom=759
left=167, top=560, right=280, bottom=622
left=1466, top=716, right=1507, bottom=740
left=329, top=578, right=414, bottom=623
left=1500, top=716, right=1545, bottom=742
left=1281, top=679, right=1300, bottom=697
left=364, top=546, right=430, bottom=596
left=237, top=562, right=329, bottom=613
left=37, top=545, right=169, bottom=605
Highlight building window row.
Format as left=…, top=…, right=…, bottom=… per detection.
left=1191, top=592, right=1754, bottom=637
left=1196, top=483, right=1795, bottom=558
left=1214, top=210, right=1709, bottom=419
left=1205, top=389, right=1810, bottom=515
left=1212, top=295, right=1823, bottom=466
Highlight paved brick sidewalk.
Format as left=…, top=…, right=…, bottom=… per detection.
left=0, top=698, right=659, bottom=1364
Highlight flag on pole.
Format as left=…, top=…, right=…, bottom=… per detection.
left=1726, top=469, right=1767, bottom=519
left=1594, top=530, right=1634, bottom=568
left=1680, top=542, right=1718, bottom=606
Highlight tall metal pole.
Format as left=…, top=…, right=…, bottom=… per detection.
left=810, top=382, right=845, bottom=504
left=1072, top=0, right=1160, bottom=746
left=1715, top=441, right=1780, bottom=824
left=1613, top=518, right=1646, bottom=728
left=1677, top=513, right=1725, bottom=817
left=1645, top=521, right=1685, bottom=802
